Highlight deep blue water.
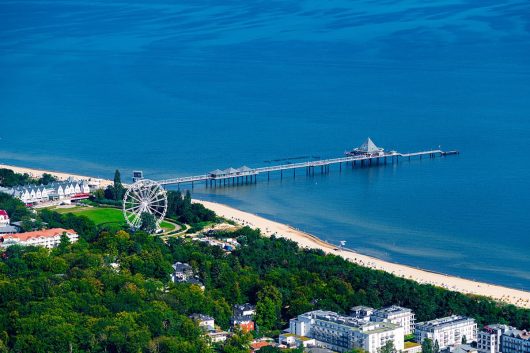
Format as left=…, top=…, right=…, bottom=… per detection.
left=1, top=1, right=530, bottom=289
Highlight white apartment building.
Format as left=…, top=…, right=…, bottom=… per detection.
left=0, top=228, right=79, bottom=248
left=289, top=310, right=404, bottom=353
left=371, top=306, right=416, bottom=335
left=477, top=324, right=510, bottom=353
left=415, top=316, right=477, bottom=349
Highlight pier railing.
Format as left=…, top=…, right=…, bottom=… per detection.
left=157, top=149, right=456, bottom=186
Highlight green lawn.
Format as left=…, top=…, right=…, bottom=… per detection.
left=53, top=206, right=177, bottom=232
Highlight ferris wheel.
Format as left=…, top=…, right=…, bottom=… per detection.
left=122, top=179, right=167, bottom=231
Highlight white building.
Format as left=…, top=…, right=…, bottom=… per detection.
left=189, top=314, right=215, bottom=331
left=0, top=228, right=78, bottom=248
left=415, top=316, right=477, bottom=349
left=4, top=179, right=91, bottom=205
left=208, top=330, right=230, bottom=343
left=289, top=310, right=404, bottom=353
left=371, top=306, right=416, bottom=335
left=350, top=305, right=415, bottom=335
left=279, top=333, right=316, bottom=349
left=171, top=262, right=193, bottom=283
left=477, top=324, right=511, bottom=353
left=350, top=306, right=375, bottom=320
left=0, top=210, right=9, bottom=227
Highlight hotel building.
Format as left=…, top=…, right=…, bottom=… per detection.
left=415, top=316, right=477, bottom=349
left=289, top=310, right=404, bottom=353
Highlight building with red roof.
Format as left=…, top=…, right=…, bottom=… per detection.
left=0, top=228, right=78, bottom=248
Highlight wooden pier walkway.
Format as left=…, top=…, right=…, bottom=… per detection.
left=157, top=148, right=459, bottom=187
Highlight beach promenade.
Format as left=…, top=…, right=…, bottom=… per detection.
left=195, top=199, right=530, bottom=309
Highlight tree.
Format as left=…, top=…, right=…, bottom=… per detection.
left=222, top=327, right=252, bottom=353
left=140, top=212, right=157, bottom=234
left=434, top=339, right=440, bottom=353
left=37, top=173, right=57, bottom=185
left=113, top=169, right=125, bottom=201
left=0, top=192, right=32, bottom=222
left=462, top=335, right=467, bottom=344
left=346, top=349, right=369, bottom=353
left=379, top=340, right=396, bottom=353
left=422, top=338, right=434, bottom=353
left=93, top=188, right=105, bottom=199
left=255, top=285, right=282, bottom=331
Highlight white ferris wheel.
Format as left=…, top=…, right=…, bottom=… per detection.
left=122, top=179, right=168, bottom=231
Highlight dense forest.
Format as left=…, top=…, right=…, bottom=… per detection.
left=0, top=195, right=529, bottom=352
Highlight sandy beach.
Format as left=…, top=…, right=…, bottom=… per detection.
left=195, top=199, right=530, bottom=309
left=0, top=164, right=113, bottom=188
left=2, top=163, right=528, bottom=308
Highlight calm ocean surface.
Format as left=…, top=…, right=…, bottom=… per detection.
left=1, top=1, right=530, bottom=289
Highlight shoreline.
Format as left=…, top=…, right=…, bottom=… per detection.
left=2, top=163, right=529, bottom=308
left=0, top=163, right=113, bottom=188
left=194, top=199, right=530, bottom=309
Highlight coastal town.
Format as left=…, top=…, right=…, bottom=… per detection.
left=3, top=0, right=529, bottom=351
left=0, top=164, right=529, bottom=352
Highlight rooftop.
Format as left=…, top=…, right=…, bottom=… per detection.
left=374, top=305, right=413, bottom=315
left=305, top=310, right=399, bottom=333
left=173, top=262, right=192, bottom=272
left=234, top=303, right=256, bottom=311
left=0, top=225, right=19, bottom=234
left=232, top=315, right=254, bottom=323
left=354, top=138, right=384, bottom=153
left=504, top=328, right=530, bottom=340
left=280, top=333, right=312, bottom=341
left=0, top=228, right=76, bottom=242
left=189, top=313, right=214, bottom=322
left=416, top=316, right=475, bottom=330
left=405, top=342, right=421, bottom=349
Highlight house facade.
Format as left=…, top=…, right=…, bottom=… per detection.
left=415, top=316, right=477, bottom=349
left=4, top=179, right=91, bottom=205
left=0, top=228, right=78, bottom=248
left=370, top=305, right=416, bottom=335
left=289, top=310, right=404, bottom=353
left=502, top=328, right=530, bottom=353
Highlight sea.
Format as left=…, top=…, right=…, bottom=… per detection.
left=1, top=0, right=530, bottom=290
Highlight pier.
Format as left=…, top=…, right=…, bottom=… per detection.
left=155, top=139, right=459, bottom=188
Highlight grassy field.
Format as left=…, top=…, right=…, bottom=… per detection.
left=53, top=206, right=177, bottom=232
